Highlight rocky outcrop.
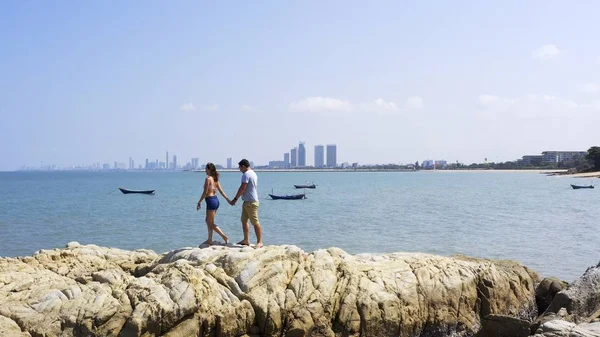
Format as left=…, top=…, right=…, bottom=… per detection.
left=530, top=262, right=600, bottom=337
left=543, top=262, right=600, bottom=323
left=0, top=242, right=538, bottom=337
left=532, top=320, right=600, bottom=337
left=536, top=278, right=569, bottom=315
left=476, top=314, right=531, bottom=337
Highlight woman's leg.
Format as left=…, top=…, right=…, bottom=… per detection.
left=202, top=210, right=216, bottom=245
left=210, top=210, right=229, bottom=244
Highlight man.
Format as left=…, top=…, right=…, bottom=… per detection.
left=229, top=159, right=263, bottom=248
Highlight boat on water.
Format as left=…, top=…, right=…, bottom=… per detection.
left=119, top=188, right=155, bottom=195
left=294, top=184, right=316, bottom=189
left=269, top=193, right=306, bottom=200
left=571, top=184, right=594, bottom=190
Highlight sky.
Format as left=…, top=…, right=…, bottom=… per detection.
left=1, top=1, right=599, bottom=170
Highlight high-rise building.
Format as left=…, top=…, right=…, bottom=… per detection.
left=298, top=142, right=306, bottom=167
left=284, top=153, right=290, bottom=168
left=114, top=161, right=117, bottom=170
left=326, top=144, right=337, bottom=168
left=290, top=147, right=297, bottom=167
left=173, top=155, right=177, bottom=170
left=314, top=145, right=325, bottom=168
left=145, top=158, right=149, bottom=169
left=166, top=151, right=169, bottom=169
left=227, top=157, right=232, bottom=169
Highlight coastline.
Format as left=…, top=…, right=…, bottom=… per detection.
left=564, top=171, right=600, bottom=178
left=217, top=168, right=569, bottom=173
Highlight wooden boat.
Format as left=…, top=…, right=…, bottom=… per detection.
left=294, top=184, right=316, bottom=189
left=269, top=193, right=306, bottom=200
left=119, top=188, right=155, bottom=195
left=571, top=184, right=594, bottom=190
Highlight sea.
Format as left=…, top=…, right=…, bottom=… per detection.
left=1, top=170, right=598, bottom=282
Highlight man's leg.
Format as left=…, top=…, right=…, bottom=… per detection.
left=249, top=202, right=263, bottom=248
left=237, top=203, right=250, bottom=246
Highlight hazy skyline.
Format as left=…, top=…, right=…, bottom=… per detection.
left=1, top=1, right=599, bottom=171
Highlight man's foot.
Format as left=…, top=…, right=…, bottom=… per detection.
left=254, top=242, right=263, bottom=249
left=236, top=240, right=250, bottom=246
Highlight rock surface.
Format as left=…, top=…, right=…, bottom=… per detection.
left=0, top=243, right=539, bottom=337
left=532, top=320, right=600, bottom=337
left=530, top=262, right=600, bottom=337
left=542, top=262, right=600, bottom=323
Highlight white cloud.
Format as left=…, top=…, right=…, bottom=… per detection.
left=579, top=83, right=600, bottom=93
left=288, top=96, right=355, bottom=113
left=203, top=104, right=220, bottom=111
left=404, top=96, right=424, bottom=110
left=180, top=103, right=219, bottom=111
left=531, top=44, right=562, bottom=60
left=526, top=94, right=578, bottom=109
left=374, top=98, right=400, bottom=111
left=180, top=103, right=195, bottom=111
left=289, top=96, right=424, bottom=115
left=241, top=104, right=259, bottom=112
left=478, top=94, right=515, bottom=108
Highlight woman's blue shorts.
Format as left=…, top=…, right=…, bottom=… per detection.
left=205, top=196, right=219, bottom=211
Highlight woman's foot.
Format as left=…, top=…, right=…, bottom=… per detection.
left=221, top=235, right=229, bottom=245
left=200, top=240, right=213, bottom=247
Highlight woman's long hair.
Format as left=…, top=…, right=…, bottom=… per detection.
left=206, top=162, right=219, bottom=182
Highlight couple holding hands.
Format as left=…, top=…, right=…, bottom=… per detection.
left=196, top=159, right=263, bottom=248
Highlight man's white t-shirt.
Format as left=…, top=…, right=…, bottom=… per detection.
left=241, top=169, right=259, bottom=202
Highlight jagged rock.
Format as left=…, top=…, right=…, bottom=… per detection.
left=537, top=277, right=569, bottom=314
left=476, top=314, right=530, bottom=337
left=532, top=319, right=600, bottom=337
left=0, top=243, right=539, bottom=337
left=543, top=262, right=600, bottom=323
left=0, top=315, right=31, bottom=336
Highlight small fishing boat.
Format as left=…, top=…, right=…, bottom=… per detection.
left=294, top=184, right=316, bottom=189
left=571, top=184, right=594, bottom=190
left=119, top=188, right=155, bottom=195
left=269, top=193, right=306, bottom=200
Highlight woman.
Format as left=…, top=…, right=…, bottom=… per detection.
left=196, top=163, right=230, bottom=245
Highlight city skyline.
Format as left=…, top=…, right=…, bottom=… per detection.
left=16, top=146, right=591, bottom=171
left=2, top=2, right=600, bottom=171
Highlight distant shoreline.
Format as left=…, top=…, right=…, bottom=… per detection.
left=9, top=168, right=573, bottom=174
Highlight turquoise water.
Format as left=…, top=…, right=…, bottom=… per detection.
left=1, top=171, right=598, bottom=281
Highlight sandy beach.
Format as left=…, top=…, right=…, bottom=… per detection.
left=566, top=171, right=600, bottom=178
left=421, top=169, right=568, bottom=173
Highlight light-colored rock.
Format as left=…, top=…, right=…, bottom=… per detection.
left=0, top=315, right=31, bottom=336
left=0, top=244, right=538, bottom=337
left=543, top=262, right=600, bottom=323
left=532, top=319, right=600, bottom=337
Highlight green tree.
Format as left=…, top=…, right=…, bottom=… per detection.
left=572, top=154, right=591, bottom=172
left=586, top=146, right=600, bottom=170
